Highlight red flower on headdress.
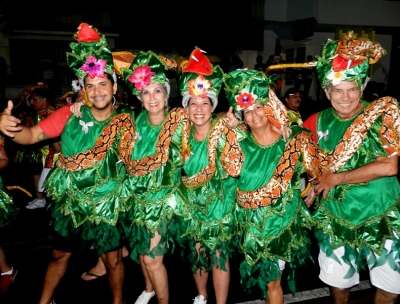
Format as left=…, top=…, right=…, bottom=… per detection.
left=235, top=90, right=257, bottom=110
left=188, top=75, right=211, bottom=97
left=81, top=56, right=107, bottom=78
left=76, top=23, right=102, bottom=43
left=128, top=65, right=155, bottom=91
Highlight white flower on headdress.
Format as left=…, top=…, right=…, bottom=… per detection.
left=326, top=70, right=346, bottom=86
left=71, top=79, right=81, bottom=93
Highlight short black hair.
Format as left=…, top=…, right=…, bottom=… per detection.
left=284, top=87, right=301, bottom=99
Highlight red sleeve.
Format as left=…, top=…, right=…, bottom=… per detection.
left=302, top=113, right=318, bottom=143
left=38, top=104, right=72, bottom=138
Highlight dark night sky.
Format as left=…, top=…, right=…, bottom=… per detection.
left=1, top=2, right=263, bottom=52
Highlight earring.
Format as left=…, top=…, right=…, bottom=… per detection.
left=112, top=96, right=116, bottom=106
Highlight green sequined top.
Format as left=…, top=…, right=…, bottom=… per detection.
left=313, top=102, right=400, bottom=254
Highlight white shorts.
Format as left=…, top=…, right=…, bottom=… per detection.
left=319, top=239, right=400, bottom=294
left=38, top=168, right=51, bottom=192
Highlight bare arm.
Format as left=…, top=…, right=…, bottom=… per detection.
left=0, top=100, right=48, bottom=144
left=313, top=155, right=398, bottom=197
left=7, top=124, right=48, bottom=145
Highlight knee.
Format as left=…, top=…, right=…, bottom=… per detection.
left=102, top=251, right=122, bottom=269
left=267, top=280, right=282, bottom=293
left=143, top=255, right=163, bottom=272
left=51, top=249, right=70, bottom=261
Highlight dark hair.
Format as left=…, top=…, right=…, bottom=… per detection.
left=84, top=73, right=115, bottom=85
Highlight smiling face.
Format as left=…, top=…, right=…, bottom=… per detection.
left=140, top=83, right=167, bottom=118
left=187, top=96, right=213, bottom=130
left=243, top=103, right=268, bottom=131
left=324, top=81, right=363, bottom=118
left=84, top=75, right=117, bottom=111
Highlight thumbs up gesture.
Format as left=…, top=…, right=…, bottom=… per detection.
left=0, top=100, right=22, bottom=138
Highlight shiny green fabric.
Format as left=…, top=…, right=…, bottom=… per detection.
left=182, top=117, right=240, bottom=272
left=313, top=103, right=400, bottom=266
left=121, top=50, right=169, bottom=96
left=223, top=69, right=276, bottom=113
left=316, top=39, right=369, bottom=88
left=124, top=110, right=188, bottom=261
left=287, top=109, right=303, bottom=126
left=16, top=112, right=42, bottom=164
left=0, top=178, right=18, bottom=228
left=44, top=107, right=131, bottom=254
left=237, top=128, right=314, bottom=297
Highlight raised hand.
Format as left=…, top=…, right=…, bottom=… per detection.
left=0, top=101, right=22, bottom=138
left=226, top=106, right=240, bottom=128
left=70, top=97, right=86, bottom=117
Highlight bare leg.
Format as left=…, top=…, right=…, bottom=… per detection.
left=82, top=246, right=129, bottom=281
left=122, top=246, right=129, bottom=258
left=374, top=288, right=398, bottom=304
left=212, top=258, right=230, bottom=304
left=143, top=232, right=168, bottom=304
left=193, top=269, right=209, bottom=299
left=101, top=248, right=124, bottom=304
left=39, top=249, right=71, bottom=304
left=0, top=246, right=12, bottom=273
left=330, top=286, right=351, bottom=304
left=266, top=277, right=283, bottom=304
left=193, top=242, right=208, bottom=299
left=139, top=254, right=154, bottom=293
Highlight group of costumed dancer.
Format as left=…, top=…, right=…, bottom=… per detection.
left=0, top=22, right=399, bottom=304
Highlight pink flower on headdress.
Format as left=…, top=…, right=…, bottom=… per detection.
left=81, top=56, right=107, bottom=78
left=128, top=65, right=155, bottom=90
left=188, top=75, right=211, bottom=98
left=235, top=90, right=258, bottom=111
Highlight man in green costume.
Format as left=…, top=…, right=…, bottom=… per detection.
left=0, top=23, right=135, bottom=304
left=303, top=31, right=400, bottom=304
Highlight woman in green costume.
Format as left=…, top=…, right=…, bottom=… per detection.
left=223, top=69, right=322, bottom=303
left=120, top=50, right=192, bottom=304
left=178, top=48, right=245, bottom=304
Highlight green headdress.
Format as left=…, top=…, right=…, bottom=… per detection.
left=120, top=50, right=173, bottom=98
left=66, top=23, right=115, bottom=84
left=179, top=47, right=223, bottom=111
left=223, top=69, right=289, bottom=128
left=317, top=31, right=386, bottom=88
left=223, top=69, right=276, bottom=114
